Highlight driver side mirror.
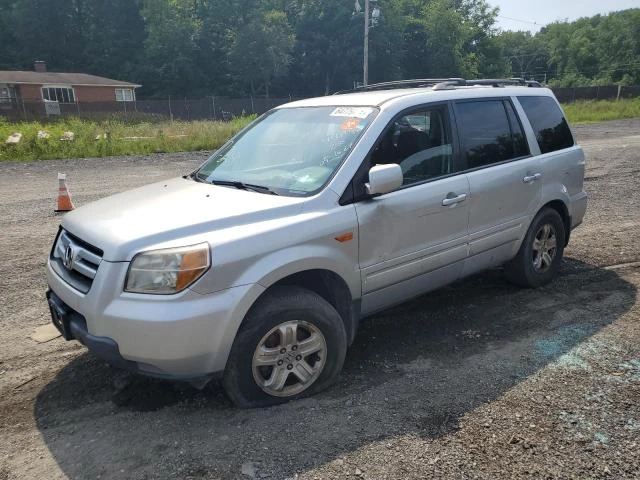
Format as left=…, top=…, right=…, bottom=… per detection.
left=366, top=164, right=403, bottom=196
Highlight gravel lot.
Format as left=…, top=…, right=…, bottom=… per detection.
left=0, top=119, right=639, bottom=480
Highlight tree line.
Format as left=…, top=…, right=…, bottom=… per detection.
left=0, top=0, right=638, bottom=98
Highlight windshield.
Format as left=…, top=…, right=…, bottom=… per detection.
left=195, top=106, right=377, bottom=196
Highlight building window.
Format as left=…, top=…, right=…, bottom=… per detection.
left=42, top=86, right=75, bottom=103
left=115, top=88, right=135, bottom=102
left=0, top=86, right=16, bottom=103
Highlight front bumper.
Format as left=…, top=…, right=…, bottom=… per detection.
left=47, top=290, right=141, bottom=374
left=46, top=258, right=265, bottom=379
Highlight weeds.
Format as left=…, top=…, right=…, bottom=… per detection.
left=1, top=98, right=639, bottom=162
left=562, top=98, right=640, bottom=124
left=0, top=116, right=253, bottom=162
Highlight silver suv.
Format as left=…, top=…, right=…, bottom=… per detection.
left=46, top=79, right=587, bottom=407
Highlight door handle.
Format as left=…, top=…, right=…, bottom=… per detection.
left=523, top=173, right=542, bottom=183
left=442, top=193, right=467, bottom=206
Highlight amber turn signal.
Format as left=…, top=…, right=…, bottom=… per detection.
left=175, top=248, right=211, bottom=291
left=334, top=232, right=354, bottom=243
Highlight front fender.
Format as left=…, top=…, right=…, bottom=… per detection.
left=190, top=201, right=360, bottom=298
left=250, top=245, right=361, bottom=298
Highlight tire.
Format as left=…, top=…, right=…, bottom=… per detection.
left=222, top=286, right=347, bottom=408
left=504, top=207, right=566, bottom=288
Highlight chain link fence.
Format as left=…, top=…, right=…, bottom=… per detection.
left=2, top=96, right=303, bottom=122
left=2, top=85, right=639, bottom=122
left=551, top=85, right=640, bottom=103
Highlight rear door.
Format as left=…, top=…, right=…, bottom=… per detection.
left=353, top=102, right=470, bottom=315
left=517, top=95, right=585, bottom=207
left=453, top=98, right=541, bottom=276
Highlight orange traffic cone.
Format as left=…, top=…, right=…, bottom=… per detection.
left=55, top=173, right=75, bottom=212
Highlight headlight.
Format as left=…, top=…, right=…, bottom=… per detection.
left=125, top=243, right=210, bottom=294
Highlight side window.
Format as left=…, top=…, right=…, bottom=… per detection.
left=504, top=100, right=530, bottom=158
left=518, top=96, right=574, bottom=154
left=370, top=105, right=454, bottom=185
left=456, top=100, right=522, bottom=169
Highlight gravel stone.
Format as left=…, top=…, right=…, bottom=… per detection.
left=0, top=120, right=639, bottom=479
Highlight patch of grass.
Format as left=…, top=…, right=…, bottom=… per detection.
left=0, top=116, right=254, bottom=162
left=2, top=98, right=640, bottom=161
left=562, top=98, right=640, bottom=124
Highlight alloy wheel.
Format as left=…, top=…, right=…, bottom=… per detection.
left=252, top=320, right=327, bottom=397
left=532, top=223, right=557, bottom=273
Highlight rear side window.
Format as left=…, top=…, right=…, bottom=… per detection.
left=504, top=101, right=529, bottom=158
left=456, top=100, right=529, bottom=169
left=518, top=96, right=574, bottom=154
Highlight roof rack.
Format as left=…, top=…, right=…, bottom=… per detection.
left=334, top=77, right=541, bottom=94
left=465, top=78, right=541, bottom=87
left=333, top=78, right=465, bottom=94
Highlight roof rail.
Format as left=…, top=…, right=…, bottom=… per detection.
left=333, top=78, right=466, bottom=94
left=466, top=78, right=541, bottom=87
left=334, top=77, right=541, bottom=94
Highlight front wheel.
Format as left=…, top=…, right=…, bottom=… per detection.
left=223, top=286, right=347, bottom=408
left=504, top=208, right=566, bottom=288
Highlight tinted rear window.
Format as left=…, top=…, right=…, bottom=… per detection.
left=504, top=100, right=529, bottom=158
left=456, top=100, right=526, bottom=169
left=518, top=96, right=574, bottom=154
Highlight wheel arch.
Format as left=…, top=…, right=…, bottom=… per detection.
left=251, top=268, right=359, bottom=346
left=540, top=199, right=571, bottom=246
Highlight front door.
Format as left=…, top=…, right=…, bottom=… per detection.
left=453, top=98, right=542, bottom=276
left=354, top=103, right=470, bottom=315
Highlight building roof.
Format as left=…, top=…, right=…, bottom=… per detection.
left=0, top=70, right=141, bottom=88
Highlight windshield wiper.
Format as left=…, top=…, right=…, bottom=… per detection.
left=210, top=179, right=279, bottom=195
left=186, top=171, right=204, bottom=182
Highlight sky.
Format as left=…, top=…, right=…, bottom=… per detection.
left=488, top=0, right=640, bottom=32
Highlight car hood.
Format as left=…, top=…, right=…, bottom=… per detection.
left=61, top=177, right=306, bottom=261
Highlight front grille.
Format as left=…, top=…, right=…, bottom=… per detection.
left=50, top=229, right=103, bottom=293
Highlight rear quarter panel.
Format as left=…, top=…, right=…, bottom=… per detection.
left=513, top=94, right=587, bottom=227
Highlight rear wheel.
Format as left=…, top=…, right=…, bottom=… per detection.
left=223, top=286, right=347, bottom=408
left=505, top=208, right=566, bottom=288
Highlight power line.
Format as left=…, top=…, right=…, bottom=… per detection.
left=557, top=62, right=640, bottom=77
left=513, top=62, right=640, bottom=82
left=503, top=52, right=550, bottom=59
left=497, top=15, right=540, bottom=27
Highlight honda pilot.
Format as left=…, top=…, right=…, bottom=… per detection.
left=46, top=79, right=587, bottom=407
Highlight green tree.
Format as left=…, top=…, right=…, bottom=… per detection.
left=457, top=0, right=506, bottom=78
left=229, top=9, right=295, bottom=97
left=193, top=0, right=237, bottom=95
left=499, top=31, right=548, bottom=80
left=82, top=0, right=146, bottom=81
left=10, top=0, right=89, bottom=71
left=287, top=0, right=362, bottom=95
left=140, top=0, right=205, bottom=96
left=1, top=0, right=638, bottom=97
left=535, top=9, right=640, bottom=86
left=397, top=0, right=503, bottom=80
left=0, top=0, right=19, bottom=69
left=368, top=0, right=406, bottom=84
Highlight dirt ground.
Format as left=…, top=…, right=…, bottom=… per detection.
left=0, top=119, right=639, bottom=480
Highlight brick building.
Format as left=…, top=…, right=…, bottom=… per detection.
left=0, top=61, right=141, bottom=118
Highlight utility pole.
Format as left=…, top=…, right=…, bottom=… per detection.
left=363, top=0, right=369, bottom=86
left=355, top=0, right=379, bottom=87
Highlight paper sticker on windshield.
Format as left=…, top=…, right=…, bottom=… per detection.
left=340, top=118, right=360, bottom=131
left=330, top=107, right=374, bottom=119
